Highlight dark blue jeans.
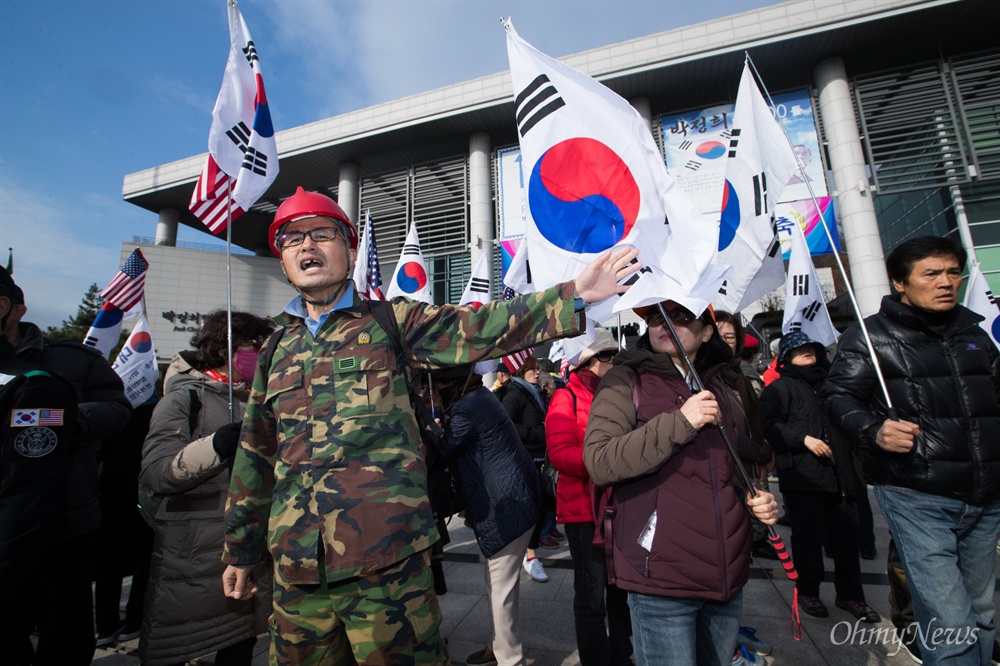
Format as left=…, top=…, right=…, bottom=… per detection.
left=565, top=522, right=633, bottom=666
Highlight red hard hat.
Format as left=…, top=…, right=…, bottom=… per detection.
left=268, top=187, right=358, bottom=256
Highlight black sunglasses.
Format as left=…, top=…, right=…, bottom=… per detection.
left=593, top=350, right=616, bottom=363
left=644, top=307, right=698, bottom=328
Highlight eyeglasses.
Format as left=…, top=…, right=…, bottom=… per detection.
left=277, top=227, right=343, bottom=250
left=644, top=307, right=698, bottom=328
left=594, top=350, right=616, bottom=363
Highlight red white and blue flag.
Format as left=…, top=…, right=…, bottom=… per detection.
left=714, top=61, right=798, bottom=312
left=964, top=262, right=1000, bottom=350
left=190, top=0, right=278, bottom=234
left=782, top=217, right=838, bottom=346
left=100, top=249, right=148, bottom=313
left=353, top=210, right=385, bottom=300
left=112, top=314, right=160, bottom=408
left=504, top=19, right=699, bottom=320
left=496, top=283, right=532, bottom=374
left=83, top=303, right=125, bottom=360
left=387, top=223, right=431, bottom=303
left=459, top=254, right=492, bottom=309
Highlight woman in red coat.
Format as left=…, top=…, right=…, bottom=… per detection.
left=546, top=327, right=633, bottom=666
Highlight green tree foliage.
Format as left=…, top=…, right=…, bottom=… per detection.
left=45, top=283, right=129, bottom=358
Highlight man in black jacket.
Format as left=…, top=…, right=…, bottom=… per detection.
left=1, top=270, right=131, bottom=664
left=822, top=236, right=1000, bottom=665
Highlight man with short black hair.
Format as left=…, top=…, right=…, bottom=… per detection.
left=822, top=235, right=1000, bottom=665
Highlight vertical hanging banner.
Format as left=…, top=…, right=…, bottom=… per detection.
left=504, top=19, right=697, bottom=310
left=112, top=315, right=160, bottom=408
left=387, top=223, right=432, bottom=303
left=191, top=0, right=278, bottom=233
left=782, top=219, right=839, bottom=346
left=714, top=61, right=798, bottom=313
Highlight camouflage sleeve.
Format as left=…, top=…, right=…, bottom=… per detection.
left=395, top=282, right=583, bottom=369
left=223, top=360, right=278, bottom=566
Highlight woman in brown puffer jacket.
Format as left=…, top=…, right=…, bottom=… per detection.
left=584, top=301, right=777, bottom=666
left=138, top=311, right=274, bottom=666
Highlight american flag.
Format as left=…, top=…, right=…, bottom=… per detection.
left=39, top=409, right=64, bottom=426
left=498, top=285, right=532, bottom=373
left=190, top=155, right=245, bottom=234
left=101, top=249, right=149, bottom=312
left=365, top=211, right=385, bottom=300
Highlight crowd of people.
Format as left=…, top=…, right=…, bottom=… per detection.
left=1, top=188, right=997, bottom=666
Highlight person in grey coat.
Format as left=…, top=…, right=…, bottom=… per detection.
left=138, top=311, right=274, bottom=666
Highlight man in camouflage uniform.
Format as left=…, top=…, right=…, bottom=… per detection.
left=222, top=188, right=639, bottom=665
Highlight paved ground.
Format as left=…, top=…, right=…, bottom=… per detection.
left=91, top=485, right=1000, bottom=665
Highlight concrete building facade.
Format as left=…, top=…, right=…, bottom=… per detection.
left=123, top=0, right=999, bottom=363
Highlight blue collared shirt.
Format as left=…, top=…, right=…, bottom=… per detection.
left=282, top=283, right=356, bottom=338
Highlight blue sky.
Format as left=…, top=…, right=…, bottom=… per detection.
left=0, top=0, right=777, bottom=330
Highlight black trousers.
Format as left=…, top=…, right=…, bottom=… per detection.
left=565, top=522, right=633, bottom=666
left=6, top=533, right=96, bottom=666
left=784, top=491, right=865, bottom=600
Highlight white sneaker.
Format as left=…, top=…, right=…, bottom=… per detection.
left=522, top=555, right=548, bottom=582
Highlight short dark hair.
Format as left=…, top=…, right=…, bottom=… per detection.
left=713, top=309, right=744, bottom=355
left=886, top=236, right=966, bottom=285
left=188, top=310, right=275, bottom=371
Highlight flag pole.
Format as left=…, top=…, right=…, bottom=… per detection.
left=746, top=53, right=897, bottom=417
left=226, top=180, right=235, bottom=421
left=656, top=301, right=800, bottom=634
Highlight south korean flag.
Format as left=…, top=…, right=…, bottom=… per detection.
left=782, top=217, right=838, bottom=346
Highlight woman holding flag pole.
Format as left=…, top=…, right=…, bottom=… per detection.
left=584, top=299, right=777, bottom=666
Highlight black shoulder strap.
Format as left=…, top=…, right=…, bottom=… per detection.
left=562, top=385, right=577, bottom=413
left=186, top=386, right=202, bottom=438
left=367, top=300, right=444, bottom=442
left=368, top=300, right=405, bottom=368
left=262, top=327, right=286, bottom=376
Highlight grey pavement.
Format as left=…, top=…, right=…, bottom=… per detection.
left=93, top=485, right=1000, bottom=665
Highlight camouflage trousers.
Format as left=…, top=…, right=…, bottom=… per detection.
left=270, top=549, right=450, bottom=665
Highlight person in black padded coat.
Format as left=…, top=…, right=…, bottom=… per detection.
left=430, top=366, right=542, bottom=666
left=760, top=331, right=880, bottom=624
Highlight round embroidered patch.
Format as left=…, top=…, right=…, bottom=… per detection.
left=357, top=331, right=372, bottom=345
left=14, top=426, right=58, bottom=458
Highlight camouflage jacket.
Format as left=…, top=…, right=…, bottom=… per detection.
left=223, top=282, right=582, bottom=585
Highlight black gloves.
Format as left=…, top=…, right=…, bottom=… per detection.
left=212, top=422, right=243, bottom=459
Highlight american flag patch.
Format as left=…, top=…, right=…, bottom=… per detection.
left=11, top=409, right=64, bottom=427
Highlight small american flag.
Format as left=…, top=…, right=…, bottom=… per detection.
left=365, top=211, right=385, bottom=300
left=498, top=285, right=531, bottom=373
left=101, top=249, right=149, bottom=312
left=39, top=409, right=64, bottom=426
left=189, top=154, right=246, bottom=234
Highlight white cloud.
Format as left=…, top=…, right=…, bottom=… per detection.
left=150, top=75, right=216, bottom=114
left=0, top=172, right=121, bottom=330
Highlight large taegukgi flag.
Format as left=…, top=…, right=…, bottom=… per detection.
left=782, top=217, right=838, bottom=347
left=190, top=0, right=278, bottom=233
left=387, top=223, right=432, bottom=303
left=504, top=19, right=698, bottom=318
left=714, top=61, right=798, bottom=312
left=964, top=262, right=1000, bottom=350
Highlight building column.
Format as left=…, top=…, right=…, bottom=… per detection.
left=155, top=207, right=178, bottom=246
left=630, top=97, right=652, bottom=134
left=815, top=57, right=889, bottom=317
left=469, top=132, right=494, bottom=271
left=338, top=163, right=360, bottom=225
